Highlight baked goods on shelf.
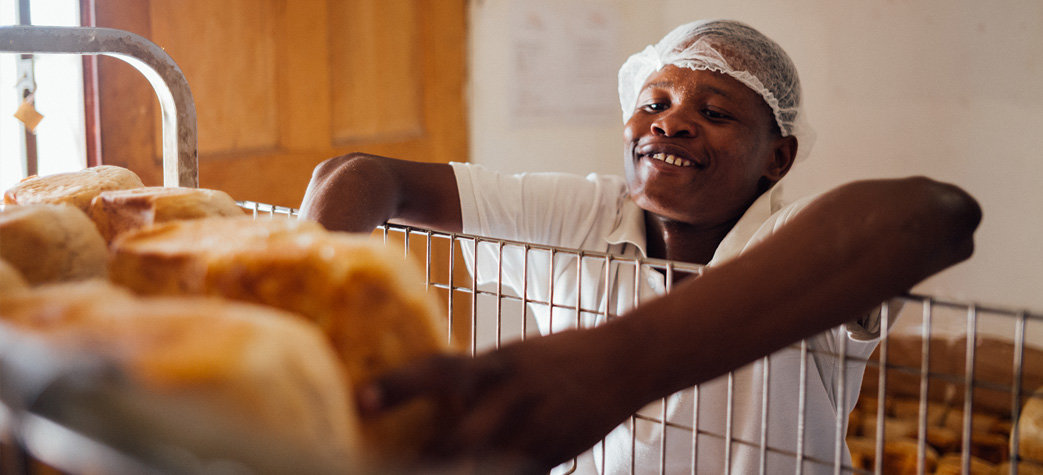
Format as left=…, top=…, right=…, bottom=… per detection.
left=0, top=280, right=358, bottom=473
left=3, top=165, right=144, bottom=212
left=1019, top=387, right=1043, bottom=464
left=0, top=204, right=108, bottom=284
left=850, top=332, right=1043, bottom=473
left=933, top=453, right=995, bottom=475
left=88, top=186, right=244, bottom=243
left=108, top=216, right=452, bottom=458
left=847, top=436, right=938, bottom=475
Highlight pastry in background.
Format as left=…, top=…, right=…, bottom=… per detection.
left=1019, top=387, right=1043, bottom=465
left=88, top=186, right=244, bottom=243
left=3, top=165, right=144, bottom=212
left=934, top=453, right=995, bottom=475
left=0, top=204, right=108, bottom=284
left=0, top=280, right=359, bottom=473
left=847, top=437, right=939, bottom=475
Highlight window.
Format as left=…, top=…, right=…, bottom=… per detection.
left=1, top=0, right=85, bottom=192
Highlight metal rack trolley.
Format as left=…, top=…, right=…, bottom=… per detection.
left=4, top=25, right=1043, bottom=475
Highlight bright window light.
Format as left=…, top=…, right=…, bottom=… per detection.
left=1, top=0, right=85, bottom=192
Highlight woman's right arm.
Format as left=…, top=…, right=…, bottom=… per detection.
left=298, top=153, right=462, bottom=233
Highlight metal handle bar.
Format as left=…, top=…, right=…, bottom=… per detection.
left=0, top=25, right=198, bottom=187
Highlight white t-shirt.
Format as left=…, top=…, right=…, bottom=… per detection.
left=451, top=162, right=881, bottom=474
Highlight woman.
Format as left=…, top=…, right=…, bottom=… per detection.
left=301, top=20, right=980, bottom=473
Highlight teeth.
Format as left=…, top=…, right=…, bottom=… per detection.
left=649, top=153, right=694, bottom=168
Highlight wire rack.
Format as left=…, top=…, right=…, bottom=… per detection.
left=5, top=25, right=1043, bottom=475
left=243, top=202, right=1043, bottom=475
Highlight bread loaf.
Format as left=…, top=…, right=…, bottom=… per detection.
left=998, top=461, right=1043, bottom=475
left=0, top=204, right=108, bottom=284
left=0, top=258, right=28, bottom=294
left=847, top=437, right=938, bottom=475
left=934, top=453, right=995, bottom=475
left=88, top=186, right=244, bottom=242
left=3, top=165, right=144, bottom=212
left=0, top=280, right=359, bottom=472
left=1019, top=387, right=1043, bottom=464
left=109, top=216, right=452, bottom=458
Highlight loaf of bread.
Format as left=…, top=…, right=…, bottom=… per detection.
left=934, top=453, right=995, bottom=475
left=3, top=165, right=144, bottom=212
left=0, top=258, right=28, bottom=294
left=847, top=437, right=938, bottom=475
left=109, top=216, right=452, bottom=458
left=0, top=204, right=108, bottom=284
left=88, top=186, right=244, bottom=242
left=1019, top=387, right=1043, bottom=464
left=0, top=280, right=359, bottom=472
left=998, top=461, right=1043, bottom=475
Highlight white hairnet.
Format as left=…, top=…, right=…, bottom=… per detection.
left=618, top=19, right=815, bottom=162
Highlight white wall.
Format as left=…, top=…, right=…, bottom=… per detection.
left=468, top=0, right=1043, bottom=314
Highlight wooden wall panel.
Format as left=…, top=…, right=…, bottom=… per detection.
left=149, top=0, right=279, bottom=155
left=328, top=0, right=421, bottom=143
left=96, top=0, right=468, bottom=207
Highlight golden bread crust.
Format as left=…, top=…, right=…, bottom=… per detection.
left=3, top=165, right=144, bottom=212
left=88, top=186, right=245, bottom=242
left=109, top=216, right=450, bottom=458
left=0, top=280, right=359, bottom=469
left=0, top=204, right=108, bottom=284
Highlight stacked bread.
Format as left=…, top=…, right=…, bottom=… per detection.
left=848, top=333, right=1043, bottom=474
left=108, top=216, right=452, bottom=458
left=0, top=280, right=358, bottom=473
left=2, top=165, right=454, bottom=470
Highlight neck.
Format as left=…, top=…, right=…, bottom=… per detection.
left=643, top=212, right=739, bottom=265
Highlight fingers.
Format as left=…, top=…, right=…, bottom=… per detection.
left=357, top=354, right=472, bottom=416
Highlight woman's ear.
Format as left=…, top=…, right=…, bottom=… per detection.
left=763, top=135, right=798, bottom=184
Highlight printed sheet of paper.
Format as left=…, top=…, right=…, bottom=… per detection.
left=509, top=1, right=621, bottom=125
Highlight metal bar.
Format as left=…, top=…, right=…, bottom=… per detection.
left=495, top=242, right=504, bottom=349
left=471, top=239, right=478, bottom=356
left=794, top=339, right=808, bottom=475
left=691, top=384, right=700, bottom=475
left=961, top=306, right=978, bottom=475
left=521, top=245, right=530, bottom=341
left=14, top=1, right=38, bottom=177
left=1011, top=312, right=1027, bottom=472
left=871, top=306, right=889, bottom=475
left=80, top=0, right=102, bottom=167
left=448, top=235, right=456, bottom=344
left=0, top=25, right=198, bottom=187
left=760, top=355, right=770, bottom=475
left=725, top=372, right=734, bottom=474
left=547, top=250, right=556, bottom=333
left=836, top=323, right=849, bottom=475
left=916, top=299, right=933, bottom=475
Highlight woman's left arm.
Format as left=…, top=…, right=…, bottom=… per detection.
left=359, top=176, right=981, bottom=472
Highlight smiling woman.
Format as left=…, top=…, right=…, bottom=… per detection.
left=623, top=67, right=795, bottom=263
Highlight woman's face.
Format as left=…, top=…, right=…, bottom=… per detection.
left=623, top=66, right=793, bottom=228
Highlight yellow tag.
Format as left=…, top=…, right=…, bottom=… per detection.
left=14, top=98, right=44, bottom=133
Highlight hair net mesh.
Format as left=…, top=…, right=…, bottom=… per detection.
left=618, top=19, right=815, bottom=162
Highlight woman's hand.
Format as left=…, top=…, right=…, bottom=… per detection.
left=358, top=326, right=646, bottom=473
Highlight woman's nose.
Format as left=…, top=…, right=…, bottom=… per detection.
left=651, top=110, right=696, bottom=137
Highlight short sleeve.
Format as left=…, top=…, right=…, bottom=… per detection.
left=450, top=162, right=627, bottom=249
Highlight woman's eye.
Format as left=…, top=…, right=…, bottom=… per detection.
left=642, top=102, right=668, bottom=112
left=703, top=108, right=731, bottom=120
